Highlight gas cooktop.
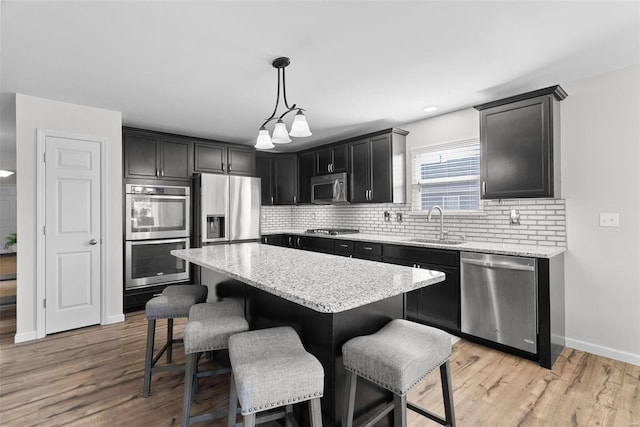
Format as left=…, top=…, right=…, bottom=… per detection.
left=305, top=228, right=360, bottom=236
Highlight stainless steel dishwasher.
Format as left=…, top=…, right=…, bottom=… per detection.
left=460, top=252, right=537, bottom=353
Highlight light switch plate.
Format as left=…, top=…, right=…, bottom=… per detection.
left=599, top=213, right=619, bottom=227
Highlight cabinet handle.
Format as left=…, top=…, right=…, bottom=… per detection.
left=339, top=244, right=348, bottom=248
left=288, top=237, right=293, bottom=246
left=482, top=181, right=486, bottom=195
left=363, top=246, right=373, bottom=251
left=156, top=168, right=160, bottom=178
left=293, top=196, right=297, bottom=204
left=222, top=162, right=225, bottom=172
left=271, top=196, right=274, bottom=204
left=297, top=237, right=301, bottom=247
left=161, top=168, right=164, bottom=178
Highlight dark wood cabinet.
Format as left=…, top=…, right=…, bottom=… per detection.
left=194, top=143, right=255, bottom=176
left=297, top=236, right=334, bottom=254
left=261, top=234, right=287, bottom=247
left=316, top=144, right=348, bottom=175
left=297, top=151, right=316, bottom=204
left=333, top=240, right=354, bottom=257
left=475, top=85, right=566, bottom=199
left=256, top=153, right=298, bottom=205
left=274, top=155, right=298, bottom=205
left=256, top=152, right=274, bottom=205
left=124, top=130, right=190, bottom=180
left=349, top=129, right=407, bottom=203
left=353, top=241, right=383, bottom=261
left=384, top=245, right=460, bottom=333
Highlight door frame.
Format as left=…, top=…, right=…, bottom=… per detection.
left=36, top=129, right=108, bottom=338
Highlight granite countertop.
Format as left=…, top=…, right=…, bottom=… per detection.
left=263, top=230, right=567, bottom=258
left=172, top=243, right=445, bottom=314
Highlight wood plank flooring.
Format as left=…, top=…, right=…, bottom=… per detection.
left=0, top=305, right=638, bottom=426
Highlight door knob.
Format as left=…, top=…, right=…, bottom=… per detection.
left=89, top=239, right=98, bottom=245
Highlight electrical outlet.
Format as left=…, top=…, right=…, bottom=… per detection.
left=599, top=213, right=619, bottom=227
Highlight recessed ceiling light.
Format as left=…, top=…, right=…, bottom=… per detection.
left=0, top=170, right=14, bottom=178
left=423, top=106, right=438, bottom=113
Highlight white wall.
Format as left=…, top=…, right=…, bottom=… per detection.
left=561, top=65, right=640, bottom=365
left=15, top=94, right=123, bottom=343
left=394, top=66, right=640, bottom=365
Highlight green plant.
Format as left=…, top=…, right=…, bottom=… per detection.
left=4, top=232, right=16, bottom=250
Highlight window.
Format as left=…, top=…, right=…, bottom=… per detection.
left=411, top=138, right=481, bottom=212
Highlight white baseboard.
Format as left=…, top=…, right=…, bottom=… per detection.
left=14, top=331, right=38, bottom=344
left=565, top=337, right=640, bottom=366
left=104, top=313, right=125, bottom=324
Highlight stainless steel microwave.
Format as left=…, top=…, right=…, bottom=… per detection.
left=311, top=172, right=349, bottom=204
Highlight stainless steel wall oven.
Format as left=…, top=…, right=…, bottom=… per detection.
left=124, top=184, right=191, bottom=290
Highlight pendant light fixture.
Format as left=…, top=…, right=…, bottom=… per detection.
left=255, top=57, right=311, bottom=149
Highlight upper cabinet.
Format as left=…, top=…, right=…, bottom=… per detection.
left=349, top=129, right=408, bottom=203
left=123, top=127, right=256, bottom=182
left=297, top=151, right=315, bottom=204
left=474, top=85, right=567, bottom=199
left=256, top=152, right=298, bottom=205
left=193, top=143, right=255, bottom=176
left=316, top=144, right=349, bottom=175
left=124, top=129, right=190, bottom=181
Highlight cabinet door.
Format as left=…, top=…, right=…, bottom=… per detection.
left=298, top=152, right=315, bottom=204
left=369, top=134, right=393, bottom=203
left=349, top=139, right=370, bottom=203
left=274, top=155, right=298, bottom=204
left=228, top=146, right=256, bottom=176
left=316, top=148, right=332, bottom=175
left=334, top=240, right=354, bottom=257
left=353, top=241, right=382, bottom=261
left=124, top=132, right=160, bottom=179
left=481, top=96, right=552, bottom=198
left=194, top=143, right=226, bottom=174
left=416, top=263, right=460, bottom=332
left=298, top=236, right=333, bottom=254
left=161, top=138, right=190, bottom=179
left=255, top=153, right=273, bottom=205
left=331, top=144, right=349, bottom=173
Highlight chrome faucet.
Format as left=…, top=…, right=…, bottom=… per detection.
left=427, top=205, right=447, bottom=241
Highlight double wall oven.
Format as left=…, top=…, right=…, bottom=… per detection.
left=125, top=184, right=191, bottom=290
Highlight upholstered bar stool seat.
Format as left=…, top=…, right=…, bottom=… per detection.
left=143, top=284, right=208, bottom=398
left=182, top=300, right=249, bottom=427
left=342, top=319, right=456, bottom=427
left=227, top=327, right=324, bottom=427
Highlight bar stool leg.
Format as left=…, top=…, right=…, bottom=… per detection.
left=393, top=394, right=407, bottom=427
left=309, top=397, right=323, bottom=427
left=228, top=373, right=239, bottom=427
left=342, top=370, right=357, bottom=427
left=243, top=413, right=256, bottom=427
left=142, top=319, right=156, bottom=398
left=167, top=318, right=174, bottom=363
left=181, top=353, right=197, bottom=427
left=440, top=360, right=456, bottom=427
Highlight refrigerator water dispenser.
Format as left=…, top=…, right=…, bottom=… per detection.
left=206, top=215, right=225, bottom=239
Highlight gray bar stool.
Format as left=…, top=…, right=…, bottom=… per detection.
left=342, top=319, right=456, bottom=427
left=227, top=327, right=324, bottom=427
left=182, top=300, right=249, bottom=426
left=143, top=284, right=208, bottom=397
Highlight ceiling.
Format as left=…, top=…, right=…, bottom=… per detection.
left=1, top=1, right=639, bottom=159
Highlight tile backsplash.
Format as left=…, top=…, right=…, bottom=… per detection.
left=261, top=199, right=566, bottom=247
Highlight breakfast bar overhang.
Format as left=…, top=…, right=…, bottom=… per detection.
left=172, top=243, right=445, bottom=427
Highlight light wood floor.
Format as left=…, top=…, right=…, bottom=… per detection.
left=0, top=306, right=638, bottom=427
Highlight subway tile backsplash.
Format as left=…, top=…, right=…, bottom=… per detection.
left=261, top=199, right=567, bottom=247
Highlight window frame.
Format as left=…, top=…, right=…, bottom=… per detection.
left=410, top=137, right=483, bottom=215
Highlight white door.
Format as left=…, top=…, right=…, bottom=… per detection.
left=44, top=135, right=101, bottom=334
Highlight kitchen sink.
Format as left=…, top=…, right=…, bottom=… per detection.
left=407, top=238, right=465, bottom=245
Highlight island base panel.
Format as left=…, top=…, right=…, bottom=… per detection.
left=246, top=287, right=403, bottom=427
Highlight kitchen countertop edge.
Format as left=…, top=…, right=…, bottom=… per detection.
left=262, top=230, right=566, bottom=258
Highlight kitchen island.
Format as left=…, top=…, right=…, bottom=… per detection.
left=172, top=243, right=445, bottom=427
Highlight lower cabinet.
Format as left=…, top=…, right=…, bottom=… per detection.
left=384, top=244, right=460, bottom=333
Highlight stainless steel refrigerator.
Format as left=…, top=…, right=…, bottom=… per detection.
left=192, top=173, right=261, bottom=246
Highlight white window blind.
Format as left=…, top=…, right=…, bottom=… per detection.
left=411, top=138, right=481, bottom=212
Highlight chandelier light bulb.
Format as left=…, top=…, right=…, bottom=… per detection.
left=289, top=110, right=312, bottom=137
left=255, top=128, right=275, bottom=149
left=271, top=120, right=292, bottom=144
